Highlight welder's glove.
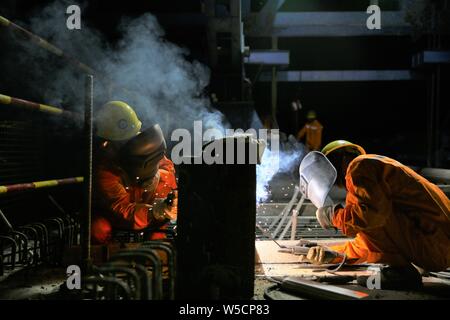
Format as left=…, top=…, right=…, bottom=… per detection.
left=166, top=190, right=178, bottom=221
left=315, top=204, right=342, bottom=229
left=299, top=246, right=340, bottom=265
left=150, top=196, right=177, bottom=222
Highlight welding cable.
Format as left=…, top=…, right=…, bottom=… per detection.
left=327, top=253, right=348, bottom=272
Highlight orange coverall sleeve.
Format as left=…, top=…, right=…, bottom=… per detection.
left=96, top=168, right=150, bottom=230
left=329, top=234, right=384, bottom=264
left=332, top=158, right=393, bottom=237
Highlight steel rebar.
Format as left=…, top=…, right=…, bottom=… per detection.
left=81, top=75, right=93, bottom=272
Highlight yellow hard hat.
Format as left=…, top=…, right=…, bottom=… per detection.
left=321, top=140, right=366, bottom=157
left=307, top=110, right=317, bottom=119
left=96, top=101, right=142, bottom=141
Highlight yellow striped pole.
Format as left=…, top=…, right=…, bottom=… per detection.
left=0, top=177, right=84, bottom=195
left=0, top=93, right=80, bottom=118
left=0, top=15, right=94, bottom=74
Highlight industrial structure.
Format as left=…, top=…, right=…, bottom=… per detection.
left=0, top=0, right=449, bottom=301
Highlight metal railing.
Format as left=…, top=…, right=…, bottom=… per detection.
left=80, top=242, right=175, bottom=300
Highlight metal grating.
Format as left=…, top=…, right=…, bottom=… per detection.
left=256, top=203, right=346, bottom=240
left=256, top=215, right=346, bottom=240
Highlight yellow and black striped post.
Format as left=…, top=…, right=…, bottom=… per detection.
left=0, top=15, right=134, bottom=97
left=0, top=15, right=95, bottom=74
left=0, top=177, right=84, bottom=195
left=0, top=93, right=80, bottom=118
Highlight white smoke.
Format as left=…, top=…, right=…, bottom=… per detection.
left=11, top=0, right=228, bottom=134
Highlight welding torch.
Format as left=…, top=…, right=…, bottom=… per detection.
left=279, top=244, right=344, bottom=260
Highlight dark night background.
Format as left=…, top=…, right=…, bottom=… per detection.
left=0, top=0, right=449, bottom=223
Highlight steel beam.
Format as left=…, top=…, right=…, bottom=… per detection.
left=412, top=51, right=450, bottom=67
left=230, top=0, right=243, bottom=68
left=259, top=70, right=417, bottom=82
left=244, top=50, right=289, bottom=66
left=245, top=11, right=410, bottom=37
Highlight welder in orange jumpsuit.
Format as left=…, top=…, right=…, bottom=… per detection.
left=91, top=101, right=177, bottom=244
left=296, top=110, right=323, bottom=151
left=298, top=140, right=450, bottom=276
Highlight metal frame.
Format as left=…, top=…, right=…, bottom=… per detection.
left=93, top=264, right=142, bottom=299
left=141, top=241, right=176, bottom=300
left=109, top=249, right=163, bottom=300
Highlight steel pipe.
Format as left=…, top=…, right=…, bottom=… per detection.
left=110, top=249, right=163, bottom=300
left=141, top=241, right=176, bottom=300
left=94, top=265, right=142, bottom=299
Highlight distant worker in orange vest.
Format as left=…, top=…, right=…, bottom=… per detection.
left=296, top=110, right=323, bottom=151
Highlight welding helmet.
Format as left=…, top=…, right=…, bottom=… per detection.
left=299, top=151, right=337, bottom=208
left=96, top=101, right=142, bottom=141
left=306, top=110, right=317, bottom=120
left=321, top=140, right=366, bottom=157
left=119, top=124, right=166, bottom=186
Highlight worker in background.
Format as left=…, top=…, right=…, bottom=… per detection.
left=91, top=101, right=177, bottom=244
left=296, top=110, right=323, bottom=151
left=299, top=140, right=450, bottom=287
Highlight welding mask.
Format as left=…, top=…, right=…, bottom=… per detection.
left=299, top=151, right=337, bottom=208
left=119, top=124, right=166, bottom=186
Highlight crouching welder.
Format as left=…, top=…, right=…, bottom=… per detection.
left=91, top=101, right=177, bottom=244
left=298, top=140, right=450, bottom=277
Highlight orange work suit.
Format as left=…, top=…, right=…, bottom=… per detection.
left=91, top=155, right=177, bottom=244
left=296, top=120, right=323, bottom=151
left=329, top=154, right=450, bottom=271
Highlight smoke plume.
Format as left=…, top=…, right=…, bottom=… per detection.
left=7, top=0, right=228, bottom=135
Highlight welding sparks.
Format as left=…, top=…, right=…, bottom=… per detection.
left=256, top=137, right=305, bottom=203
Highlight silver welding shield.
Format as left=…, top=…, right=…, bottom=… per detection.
left=119, top=124, right=166, bottom=185
left=299, top=151, right=337, bottom=208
